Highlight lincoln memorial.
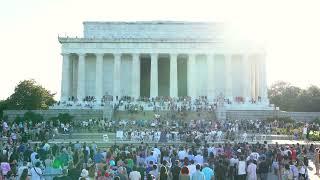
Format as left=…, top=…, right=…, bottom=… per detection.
left=58, top=21, right=269, bottom=108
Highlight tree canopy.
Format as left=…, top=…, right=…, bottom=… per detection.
left=0, top=80, right=56, bottom=116
left=268, top=81, right=320, bottom=112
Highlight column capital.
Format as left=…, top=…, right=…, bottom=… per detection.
left=113, top=53, right=122, bottom=58
left=206, top=54, right=215, bottom=59
left=78, top=53, right=86, bottom=57
left=132, top=53, right=140, bottom=60
left=61, top=53, right=70, bottom=56
left=132, top=53, right=140, bottom=56
left=95, top=53, right=104, bottom=58
left=170, top=53, right=178, bottom=58
left=150, top=53, right=158, bottom=58
left=188, top=53, right=196, bottom=58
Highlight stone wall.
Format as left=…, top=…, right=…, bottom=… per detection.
left=4, top=109, right=320, bottom=122
left=3, top=109, right=103, bottom=122
left=226, top=110, right=320, bottom=122
left=285, top=112, right=320, bottom=122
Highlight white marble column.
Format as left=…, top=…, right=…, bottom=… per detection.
left=132, top=53, right=140, bottom=99
left=251, top=61, right=256, bottom=99
left=207, top=54, right=215, bottom=100
left=242, top=55, right=251, bottom=101
left=95, top=53, right=104, bottom=101
left=77, top=53, right=86, bottom=101
left=260, top=55, right=268, bottom=103
left=113, top=53, right=121, bottom=100
left=61, top=53, right=71, bottom=101
left=150, top=53, right=158, bottom=98
left=170, top=54, right=178, bottom=98
left=225, top=55, right=233, bottom=98
left=255, top=59, right=260, bottom=100
left=187, top=54, right=196, bottom=98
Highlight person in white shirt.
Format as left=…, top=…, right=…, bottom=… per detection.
left=178, top=148, right=187, bottom=161
left=43, top=142, right=50, bottom=151
left=230, top=155, right=239, bottom=167
left=30, top=151, right=38, bottom=165
left=247, top=160, right=257, bottom=180
left=298, top=162, right=307, bottom=179
left=187, top=160, right=197, bottom=176
left=237, top=156, right=246, bottom=180
left=194, top=152, right=204, bottom=165
left=129, top=170, right=141, bottom=180
left=249, top=150, right=260, bottom=161
left=153, top=145, right=161, bottom=159
left=208, top=146, right=216, bottom=156
left=31, top=162, right=43, bottom=180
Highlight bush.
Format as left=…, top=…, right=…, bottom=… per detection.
left=266, top=116, right=295, bottom=124
left=309, top=130, right=320, bottom=141
left=14, top=115, right=23, bottom=124
left=312, top=117, right=320, bottom=125
left=57, top=113, right=73, bottom=124
left=49, top=113, right=73, bottom=126
left=23, top=111, right=44, bottom=124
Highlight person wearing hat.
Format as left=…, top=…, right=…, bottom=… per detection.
left=79, top=169, right=89, bottom=180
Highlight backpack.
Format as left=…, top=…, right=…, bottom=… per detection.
left=287, top=151, right=292, bottom=160
left=203, top=148, right=208, bottom=157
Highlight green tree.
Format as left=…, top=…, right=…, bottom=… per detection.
left=269, top=82, right=320, bottom=112
left=57, top=113, right=73, bottom=124
left=0, top=100, right=9, bottom=118
left=268, top=81, right=302, bottom=111
left=23, top=111, right=44, bottom=124
left=6, top=79, right=56, bottom=110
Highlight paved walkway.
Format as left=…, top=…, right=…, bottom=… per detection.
left=266, top=159, right=319, bottom=180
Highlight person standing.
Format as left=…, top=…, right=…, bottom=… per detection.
left=179, top=166, right=190, bottom=180
left=257, top=157, right=268, bottom=180
left=314, top=148, right=320, bottom=175
left=30, top=162, right=43, bottom=180
left=247, top=160, right=257, bottom=180
left=191, top=164, right=205, bottom=180
left=202, top=163, right=214, bottom=180
left=236, top=156, right=246, bottom=180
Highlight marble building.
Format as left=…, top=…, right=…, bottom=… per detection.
left=58, top=21, right=269, bottom=105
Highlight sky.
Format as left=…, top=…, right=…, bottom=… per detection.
left=0, top=0, right=319, bottom=100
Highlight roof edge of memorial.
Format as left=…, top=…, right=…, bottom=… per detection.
left=83, top=21, right=223, bottom=25
left=58, top=37, right=223, bottom=43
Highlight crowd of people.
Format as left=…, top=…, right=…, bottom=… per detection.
left=69, top=115, right=319, bottom=144
left=51, top=94, right=269, bottom=110
left=2, top=94, right=320, bottom=179
left=0, top=125, right=320, bottom=180
left=1, top=112, right=320, bottom=179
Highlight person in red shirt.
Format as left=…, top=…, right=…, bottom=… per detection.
left=291, top=146, right=297, bottom=162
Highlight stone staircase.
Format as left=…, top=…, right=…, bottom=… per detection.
left=103, top=103, right=114, bottom=120
left=215, top=107, right=227, bottom=121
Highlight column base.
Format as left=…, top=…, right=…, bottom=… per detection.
left=261, top=97, right=270, bottom=105
left=60, top=96, right=68, bottom=102
left=244, top=97, right=251, bottom=103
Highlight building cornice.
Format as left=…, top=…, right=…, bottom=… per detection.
left=58, top=37, right=223, bottom=44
